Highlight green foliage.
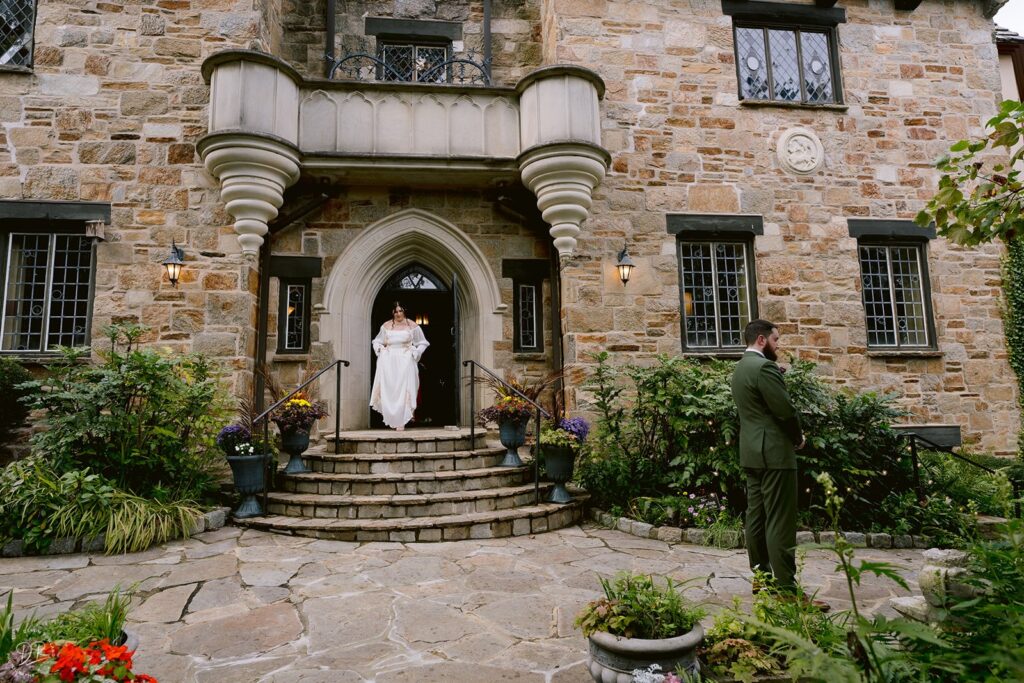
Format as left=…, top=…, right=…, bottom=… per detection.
left=23, top=323, right=230, bottom=500
left=0, top=357, right=33, bottom=445
left=0, top=588, right=131, bottom=661
left=1003, top=238, right=1024, bottom=458
left=574, top=573, right=706, bottom=640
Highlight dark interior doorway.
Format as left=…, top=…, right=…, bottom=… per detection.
left=370, top=264, right=457, bottom=428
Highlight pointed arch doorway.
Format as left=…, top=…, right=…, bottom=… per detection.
left=320, top=209, right=504, bottom=431
left=370, top=264, right=459, bottom=428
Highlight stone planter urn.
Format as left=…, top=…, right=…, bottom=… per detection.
left=498, top=419, right=529, bottom=467
left=226, top=453, right=269, bottom=518
left=587, top=624, right=704, bottom=683
left=280, top=429, right=311, bottom=474
left=543, top=444, right=577, bottom=504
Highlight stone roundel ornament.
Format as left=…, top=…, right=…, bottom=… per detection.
left=776, top=127, right=825, bottom=175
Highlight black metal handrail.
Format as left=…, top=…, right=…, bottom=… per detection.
left=901, top=431, right=1021, bottom=519
left=463, top=360, right=550, bottom=505
left=254, top=359, right=350, bottom=514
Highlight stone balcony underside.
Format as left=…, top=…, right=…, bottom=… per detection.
left=199, top=50, right=609, bottom=256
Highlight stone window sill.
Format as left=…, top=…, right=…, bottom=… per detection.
left=681, top=351, right=744, bottom=360
left=271, top=353, right=311, bottom=362
left=739, top=100, right=849, bottom=112
left=512, top=352, right=546, bottom=361
left=866, top=349, right=943, bottom=359
left=0, top=352, right=89, bottom=365
left=0, top=65, right=32, bottom=75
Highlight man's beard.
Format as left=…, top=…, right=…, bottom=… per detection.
left=763, top=345, right=778, bottom=362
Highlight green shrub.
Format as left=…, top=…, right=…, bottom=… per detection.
left=575, top=573, right=705, bottom=640
left=0, top=357, right=33, bottom=445
left=0, top=588, right=131, bottom=661
left=920, top=450, right=1015, bottom=518
left=23, top=323, right=229, bottom=501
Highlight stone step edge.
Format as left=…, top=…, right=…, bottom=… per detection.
left=589, top=507, right=937, bottom=550
left=301, top=447, right=510, bottom=460
left=238, top=497, right=587, bottom=531
left=0, top=507, right=231, bottom=558
left=266, top=482, right=552, bottom=506
left=280, top=464, right=532, bottom=483
left=318, top=432, right=485, bottom=443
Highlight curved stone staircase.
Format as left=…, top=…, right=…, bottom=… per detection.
left=235, top=428, right=586, bottom=542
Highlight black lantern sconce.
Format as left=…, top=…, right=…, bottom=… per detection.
left=615, top=243, right=635, bottom=286
left=162, top=240, right=185, bottom=287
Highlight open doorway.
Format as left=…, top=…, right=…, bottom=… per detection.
left=370, top=264, right=457, bottom=428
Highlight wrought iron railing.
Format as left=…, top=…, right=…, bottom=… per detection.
left=326, top=48, right=491, bottom=85
left=901, top=431, right=1022, bottom=519
left=463, top=360, right=550, bottom=505
left=252, top=359, right=350, bottom=514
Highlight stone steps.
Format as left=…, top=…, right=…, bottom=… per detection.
left=301, top=445, right=510, bottom=474
left=318, top=428, right=487, bottom=454
left=266, top=483, right=553, bottom=519
left=278, top=465, right=533, bottom=495
left=236, top=498, right=587, bottom=542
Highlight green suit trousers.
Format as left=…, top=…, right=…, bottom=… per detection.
left=744, top=467, right=797, bottom=592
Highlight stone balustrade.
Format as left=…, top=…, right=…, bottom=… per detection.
left=199, top=50, right=608, bottom=256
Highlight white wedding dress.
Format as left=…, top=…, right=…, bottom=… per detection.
left=370, top=323, right=430, bottom=429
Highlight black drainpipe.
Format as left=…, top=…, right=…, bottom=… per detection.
left=254, top=238, right=271, bottom=415
left=324, top=0, right=336, bottom=78
left=483, top=0, right=492, bottom=82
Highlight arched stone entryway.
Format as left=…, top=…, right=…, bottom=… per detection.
left=320, top=208, right=504, bottom=429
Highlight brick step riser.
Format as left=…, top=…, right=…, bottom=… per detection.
left=266, top=488, right=551, bottom=520
left=279, top=471, right=532, bottom=496
left=241, top=504, right=583, bottom=542
left=320, top=436, right=488, bottom=455
left=304, top=453, right=507, bottom=474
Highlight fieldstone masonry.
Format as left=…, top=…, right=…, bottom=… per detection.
left=1, top=0, right=1019, bottom=452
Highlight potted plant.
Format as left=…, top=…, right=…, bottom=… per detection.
left=539, top=416, right=589, bottom=503
left=218, top=423, right=269, bottom=518
left=272, top=392, right=327, bottom=475
left=575, top=572, right=706, bottom=683
left=477, top=395, right=535, bottom=467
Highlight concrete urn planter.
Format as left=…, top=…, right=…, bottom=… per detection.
left=587, top=624, right=704, bottom=683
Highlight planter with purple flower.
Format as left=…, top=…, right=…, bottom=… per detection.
left=218, top=423, right=270, bottom=518
left=272, top=392, right=327, bottom=475
left=477, top=395, right=535, bottom=467
left=539, top=417, right=589, bottom=504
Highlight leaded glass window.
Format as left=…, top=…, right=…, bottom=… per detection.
left=378, top=42, right=450, bottom=83
left=678, top=241, right=754, bottom=350
left=517, top=284, right=538, bottom=351
left=284, top=284, right=306, bottom=351
left=734, top=24, right=837, bottom=104
left=1, top=233, right=95, bottom=352
left=858, top=244, right=932, bottom=349
left=0, top=0, right=35, bottom=69
left=386, top=264, right=447, bottom=291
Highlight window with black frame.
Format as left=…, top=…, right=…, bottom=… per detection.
left=0, top=0, right=35, bottom=70
left=669, top=214, right=762, bottom=353
left=377, top=40, right=451, bottom=83
left=277, top=279, right=310, bottom=354
left=502, top=259, right=547, bottom=354
left=722, top=0, right=845, bottom=105
left=849, top=219, right=937, bottom=351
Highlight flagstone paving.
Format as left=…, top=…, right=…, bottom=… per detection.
left=0, top=524, right=926, bottom=682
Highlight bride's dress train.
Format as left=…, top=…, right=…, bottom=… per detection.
left=370, top=324, right=429, bottom=429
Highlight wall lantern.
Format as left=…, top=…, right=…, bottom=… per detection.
left=162, top=240, right=185, bottom=287
left=615, top=243, right=635, bottom=286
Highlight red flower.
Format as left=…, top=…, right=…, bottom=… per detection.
left=134, top=675, right=159, bottom=682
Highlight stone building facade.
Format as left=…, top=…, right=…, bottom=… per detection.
left=0, top=0, right=1018, bottom=453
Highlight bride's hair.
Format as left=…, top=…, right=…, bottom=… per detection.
left=391, top=301, right=404, bottom=315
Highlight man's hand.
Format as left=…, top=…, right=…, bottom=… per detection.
left=796, top=437, right=806, bottom=450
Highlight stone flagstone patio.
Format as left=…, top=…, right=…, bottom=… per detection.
left=0, top=524, right=925, bottom=682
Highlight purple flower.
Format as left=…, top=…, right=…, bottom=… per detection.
left=217, top=423, right=251, bottom=456
left=558, top=417, right=590, bottom=443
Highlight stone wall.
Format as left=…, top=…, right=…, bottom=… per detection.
left=541, top=0, right=1018, bottom=452
left=280, top=0, right=543, bottom=85
left=0, top=0, right=277, bottom=395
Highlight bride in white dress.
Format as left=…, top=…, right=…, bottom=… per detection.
left=370, top=302, right=430, bottom=431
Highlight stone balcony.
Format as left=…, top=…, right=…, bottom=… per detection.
left=198, top=50, right=609, bottom=256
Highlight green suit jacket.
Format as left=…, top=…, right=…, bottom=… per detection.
left=730, top=351, right=804, bottom=470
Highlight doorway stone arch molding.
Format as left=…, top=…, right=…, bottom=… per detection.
left=199, top=51, right=609, bottom=257
left=320, top=208, right=505, bottom=429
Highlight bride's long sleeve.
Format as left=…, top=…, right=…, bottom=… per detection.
left=411, top=325, right=430, bottom=361
left=371, top=325, right=387, bottom=357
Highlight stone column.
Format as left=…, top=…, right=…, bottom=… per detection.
left=516, top=65, right=610, bottom=258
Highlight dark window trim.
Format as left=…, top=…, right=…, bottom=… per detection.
left=0, top=200, right=110, bottom=224
left=855, top=239, right=938, bottom=351
left=721, top=0, right=846, bottom=26
left=269, top=255, right=322, bottom=279
left=667, top=213, right=764, bottom=236
left=848, top=219, right=936, bottom=241
left=731, top=22, right=844, bottom=105
left=276, top=277, right=311, bottom=355
left=365, top=17, right=462, bottom=41
left=0, top=0, right=37, bottom=72
left=675, top=235, right=760, bottom=353
left=503, top=259, right=548, bottom=354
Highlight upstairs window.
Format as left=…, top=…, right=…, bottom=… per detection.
left=0, top=0, right=36, bottom=69
left=378, top=41, right=451, bottom=84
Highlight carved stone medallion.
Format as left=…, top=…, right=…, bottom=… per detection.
left=777, top=127, right=825, bottom=175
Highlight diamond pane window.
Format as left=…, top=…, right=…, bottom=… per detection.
left=0, top=0, right=34, bottom=69
left=732, top=24, right=839, bottom=104
left=379, top=42, right=450, bottom=83
left=517, top=283, right=538, bottom=351
left=284, top=284, right=306, bottom=352
left=858, top=244, right=932, bottom=349
left=679, top=241, right=753, bottom=350
left=1, top=233, right=95, bottom=352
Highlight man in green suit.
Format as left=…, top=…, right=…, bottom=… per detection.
left=730, top=319, right=805, bottom=594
